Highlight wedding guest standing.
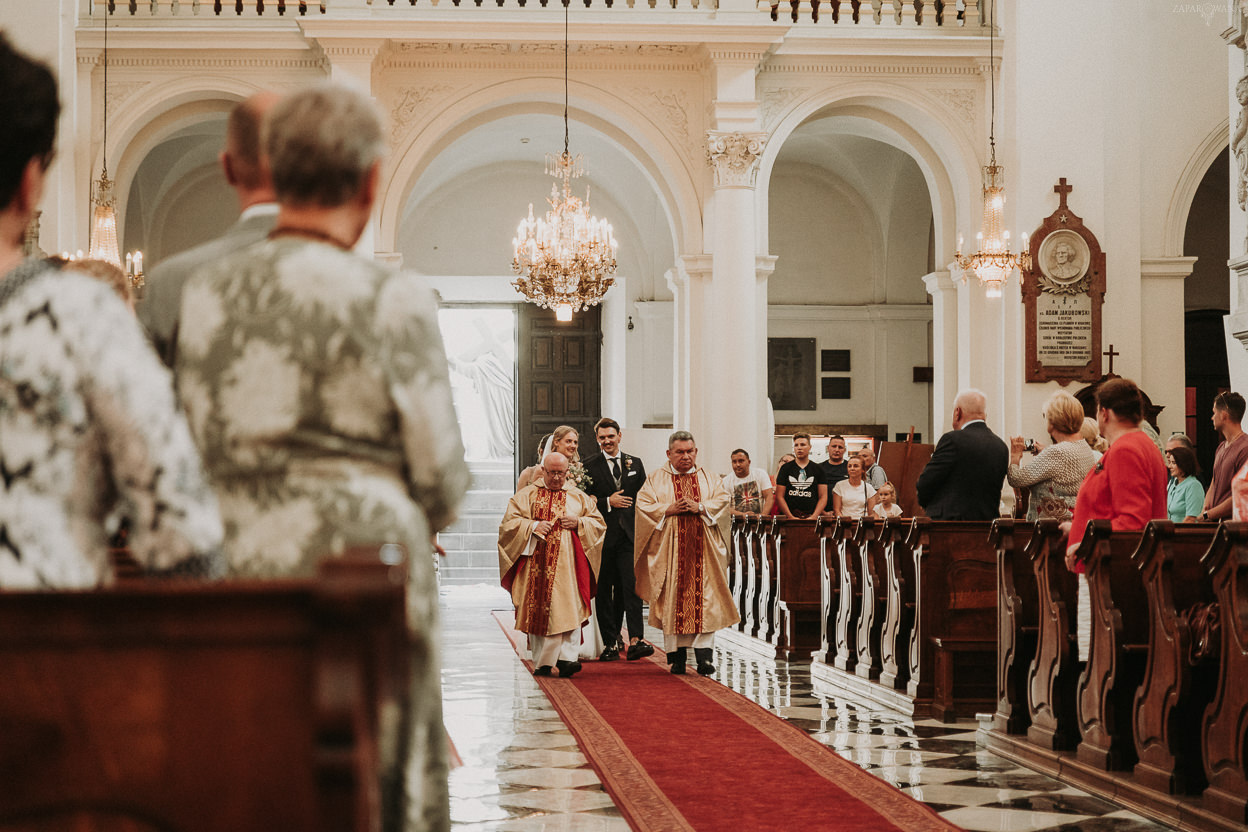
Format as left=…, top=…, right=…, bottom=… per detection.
left=832, top=456, right=877, bottom=519
left=175, top=82, right=468, bottom=832
left=1006, top=390, right=1096, bottom=522
left=0, top=34, right=221, bottom=588
left=1165, top=445, right=1204, bottom=523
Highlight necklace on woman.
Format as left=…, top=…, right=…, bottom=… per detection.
left=269, top=225, right=353, bottom=251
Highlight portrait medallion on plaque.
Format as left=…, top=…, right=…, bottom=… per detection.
left=1021, top=178, right=1106, bottom=384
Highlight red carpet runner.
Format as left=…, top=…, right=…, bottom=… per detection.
left=494, top=612, right=962, bottom=832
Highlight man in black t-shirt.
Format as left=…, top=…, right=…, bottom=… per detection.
left=776, top=433, right=828, bottom=518
left=821, top=434, right=848, bottom=489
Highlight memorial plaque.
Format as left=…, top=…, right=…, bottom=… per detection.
left=1022, top=178, right=1106, bottom=384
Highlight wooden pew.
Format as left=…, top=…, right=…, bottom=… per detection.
left=1074, top=520, right=1148, bottom=771
left=772, top=518, right=823, bottom=661
left=878, top=517, right=915, bottom=691
left=1130, top=521, right=1219, bottom=796
left=1024, top=519, right=1080, bottom=751
left=854, top=518, right=889, bottom=681
left=989, top=518, right=1039, bottom=736
left=906, top=519, right=997, bottom=722
left=1201, top=522, right=1248, bottom=824
left=832, top=516, right=861, bottom=674
left=0, top=556, right=408, bottom=832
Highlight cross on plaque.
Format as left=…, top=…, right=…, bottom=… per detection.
left=1055, top=178, right=1072, bottom=224
left=1103, top=344, right=1119, bottom=376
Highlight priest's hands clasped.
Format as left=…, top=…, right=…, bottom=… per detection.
left=664, top=497, right=701, bottom=516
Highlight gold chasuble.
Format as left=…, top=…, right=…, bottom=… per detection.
left=499, top=480, right=605, bottom=636
left=634, top=464, right=738, bottom=635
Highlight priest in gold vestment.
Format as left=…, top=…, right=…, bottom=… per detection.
left=499, top=452, right=606, bottom=678
left=635, top=430, right=739, bottom=676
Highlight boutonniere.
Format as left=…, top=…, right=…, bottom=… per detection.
left=624, top=457, right=634, bottom=472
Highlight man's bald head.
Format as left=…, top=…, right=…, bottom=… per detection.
left=222, top=90, right=280, bottom=204
left=952, top=389, right=988, bottom=430
left=541, top=452, right=570, bottom=489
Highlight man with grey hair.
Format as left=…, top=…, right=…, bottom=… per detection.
left=499, top=451, right=606, bottom=677
left=635, top=430, right=738, bottom=676
left=916, top=389, right=1009, bottom=520
left=175, top=83, right=470, bottom=832
left=140, top=90, right=280, bottom=368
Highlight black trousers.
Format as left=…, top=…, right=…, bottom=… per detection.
left=596, top=534, right=642, bottom=645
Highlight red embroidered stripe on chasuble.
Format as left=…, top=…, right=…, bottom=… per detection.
left=517, top=487, right=566, bottom=634
left=672, top=472, right=705, bottom=633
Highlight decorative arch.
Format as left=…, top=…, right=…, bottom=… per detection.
left=1162, top=117, right=1230, bottom=258
left=757, top=81, right=983, bottom=271
left=378, top=77, right=702, bottom=261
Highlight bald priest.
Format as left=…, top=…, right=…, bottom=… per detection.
left=635, top=430, right=739, bottom=676
left=499, top=452, right=607, bottom=678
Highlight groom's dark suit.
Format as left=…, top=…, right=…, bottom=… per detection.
left=582, top=449, right=647, bottom=647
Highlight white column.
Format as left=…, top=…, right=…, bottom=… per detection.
left=923, top=270, right=958, bottom=437
left=665, top=255, right=713, bottom=438
left=1140, top=257, right=1196, bottom=436
left=1227, top=18, right=1248, bottom=392
left=702, top=131, right=769, bottom=469
left=954, top=267, right=1005, bottom=420
left=756, top=255, right=778, bottom=469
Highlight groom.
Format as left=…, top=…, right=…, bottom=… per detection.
left=583, top=417, right=653, bottom=661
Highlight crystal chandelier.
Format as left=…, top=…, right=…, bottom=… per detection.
left=89, top=6, right=145, bottom=295
left=511, top=1, right=617, bottom=323
left=953, top=0, right=1029, bottom=299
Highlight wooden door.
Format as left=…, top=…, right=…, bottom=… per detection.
left=516, top=305, right=601, bottom=478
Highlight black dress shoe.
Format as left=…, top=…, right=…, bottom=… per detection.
left=667, top=648, right=687, bottom=675
left=626, top=641, right=655, bottom=661
left=599, top=645, right=620, bottom=662
left=556, top=659, right=583, bottom=678
left=694, top=647, right=715, bottom=676
left=533, top=665, right=553, bottom=677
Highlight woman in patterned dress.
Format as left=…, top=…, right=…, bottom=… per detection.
left=1007, top=391, right=1097, bottom=522
left=0, top=35, right=221, bottom=588
left=174, top=83, right=469, bottom=832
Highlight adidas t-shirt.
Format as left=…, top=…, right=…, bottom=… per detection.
left=777, top=460, right=826, bottom=517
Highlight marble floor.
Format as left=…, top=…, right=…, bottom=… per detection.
left=440, top=585, right=1172, bottom=832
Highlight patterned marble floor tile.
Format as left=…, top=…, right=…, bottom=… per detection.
left=939, top=806, right=1095, bottom=831
left=496, top=768, right=605, bottom=790
left=833, top=745, right=956, bottom=768
left=496, top=788, right=619, bottom=813
left=496, top=748, right=589, bottom=768
left=456, top=814, right=633, bottom=832
left=504, top=732, right=581, bottom=750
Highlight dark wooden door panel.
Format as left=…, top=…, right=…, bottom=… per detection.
left=517, top=306, right=601, bottom=479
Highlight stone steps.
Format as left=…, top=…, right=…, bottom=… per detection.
left=439, top=461, right=513, bottom=586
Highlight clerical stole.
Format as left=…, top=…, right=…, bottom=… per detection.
left=672, top=472, right=705, bottom=634
left=516, top=487, right=565, bottom=635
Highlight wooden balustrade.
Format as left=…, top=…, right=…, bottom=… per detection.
left=832, top=516, right=861, bottom=673
left=814, top=515, right=840, bottom=665
left=772, top=518, right=823, bottom=660
left=877, top=516, right=914, bottom=690
left=853, top=517, right=888, bottom=680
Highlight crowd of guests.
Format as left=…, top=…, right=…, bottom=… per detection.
left=1, top=36, right=463, bottom=831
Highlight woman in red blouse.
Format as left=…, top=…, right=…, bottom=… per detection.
left=1066, top=377, right=1168, bottom=569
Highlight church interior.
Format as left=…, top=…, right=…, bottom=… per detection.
left=6, top=0, right=1248, bottom=830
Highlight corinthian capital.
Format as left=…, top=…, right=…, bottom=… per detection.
left=706, top=130, right=768, bottom=188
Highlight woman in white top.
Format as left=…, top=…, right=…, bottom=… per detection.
left=832, top=457, right=878, bottom=518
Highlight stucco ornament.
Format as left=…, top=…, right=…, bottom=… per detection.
left=706, top=130, right=768, bottom=188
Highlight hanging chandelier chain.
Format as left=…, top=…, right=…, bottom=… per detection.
left=102, top=4, right=109, bottom=176
left=563, top=0, right=570, bottom=158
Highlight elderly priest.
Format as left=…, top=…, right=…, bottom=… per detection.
left=635, top=430, right=739, bottom=676
left=499, top=452, right=606, bottom=678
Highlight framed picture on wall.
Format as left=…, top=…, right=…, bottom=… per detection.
left=768, top=337, right=816, bottom=411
